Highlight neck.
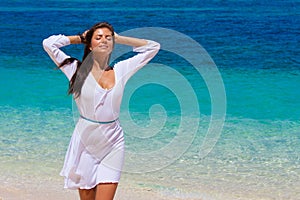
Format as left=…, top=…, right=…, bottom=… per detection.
left=93, top=57, right=110, bottom=71
left=94, top=62, right=109, bottom=71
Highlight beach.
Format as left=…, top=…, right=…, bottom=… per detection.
left=0, top=163, right=203, bottom=200
left=3, top=166, right=296, bottom=200
left=0, top=186, right=200, bottom=200
left=1, top=0, right=300, bottom=199
left=1, top=179, right=297, bottom=200
left=0, top=178, right=201, bottom=200
left=0, top=110, right=299, bottom=199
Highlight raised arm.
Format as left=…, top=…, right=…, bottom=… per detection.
left=67, top=30, right=88, bottom=44
left=114, top=33, right=148, bottom=47
left=43, top=34, right=71, bottom=66
left=67, top=35, right=82, bottom=44
left=113, top=33, right=160, bottom=85
left=43, top=34, right=79, bottom=80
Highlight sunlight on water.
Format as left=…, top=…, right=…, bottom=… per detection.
left=0, top=0, right=299, bottom=198
left=0, top=106, right=299, bottom=199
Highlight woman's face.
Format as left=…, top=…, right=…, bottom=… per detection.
left=90, top=27, right=114, bottom=55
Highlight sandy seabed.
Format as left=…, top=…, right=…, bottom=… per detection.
left=0, top=184, right=200, bottom=200
left=0, top=176, right=201, bottom=200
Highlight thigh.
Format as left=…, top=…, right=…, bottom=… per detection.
left=95, top=183, right=118, bottom=200
left=79, top=188, right=96, bottom=200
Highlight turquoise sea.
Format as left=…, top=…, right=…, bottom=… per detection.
left=0, top=0, right=299, bottom=199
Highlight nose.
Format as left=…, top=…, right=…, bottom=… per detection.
left=100, top=36, right=107, bottom=43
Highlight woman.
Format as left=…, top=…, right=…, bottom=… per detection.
left=43, top=22, right=160, bottom=200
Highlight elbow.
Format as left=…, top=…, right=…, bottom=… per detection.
left=153, top=41, right=160, bottom=54
left=148, top=40, right=160, bottom=52
left=42, top=38, right=50, bottom=52
left=156, top=42, right=161, bottom=51
left=149, top=40, right=160, bottom=49
left=156, top=41, right=161, bottom=49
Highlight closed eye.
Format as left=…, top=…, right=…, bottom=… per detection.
left=95, top=35, right=113, bottom=41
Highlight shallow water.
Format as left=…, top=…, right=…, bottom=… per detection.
left=1, top=0, right=300, bottom=199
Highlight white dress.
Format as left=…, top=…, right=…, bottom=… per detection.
left=43, top=35, right=160, bottom=189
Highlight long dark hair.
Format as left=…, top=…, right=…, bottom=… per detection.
left=59, top=22, right=115, bottom=98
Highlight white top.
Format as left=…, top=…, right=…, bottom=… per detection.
left=43, top=34, right=160, bottom=189
left=43, top=34, right=160, bottom=122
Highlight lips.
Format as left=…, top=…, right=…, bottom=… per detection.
left=99, top=45, right=108, bottom=49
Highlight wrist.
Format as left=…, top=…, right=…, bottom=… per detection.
left=67, top=35, right=82, bottom=44
left=77, top=33, right=86, bottom=44
left=114, top=32, right=120, bottom=43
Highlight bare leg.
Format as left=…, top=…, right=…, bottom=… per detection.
left=95, top=183, right=118, bottom=200
left=79, top=188, right=96, bottom=200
